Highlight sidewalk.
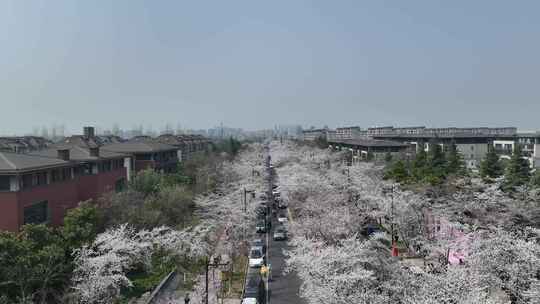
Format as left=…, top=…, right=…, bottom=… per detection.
left=172, top=228, right=240, bottom=304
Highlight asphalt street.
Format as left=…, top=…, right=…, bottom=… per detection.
left=265, top=210, right=307, bottom=304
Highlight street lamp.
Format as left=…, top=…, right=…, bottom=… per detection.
left=204, top=256, right=229, bottom=304
left=382, top=184, right=398, bottom=243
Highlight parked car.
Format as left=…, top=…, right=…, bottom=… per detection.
left=251, top=239, right=266, bottom=254
left=244, top=268, right=265, bottom=302
left=273, top=227, right=287, bottom=241
left=242, top=298, right=258, bottom=304
left=272, top=190, right=280, bottom=197
left=256, top=221, right=266, bottom=233
left=249, top=247, right=265, bottom=268
left=277, top=213, right=288, bottom=223
left=278, top=199, right=288, bottom=209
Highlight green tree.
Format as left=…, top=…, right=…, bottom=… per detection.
left=531, top=170, right=540, bottom=188
left=384, top=159, right=409, bottom=183
left=411, top=147, right=427, bottom=181
left=384, top=152, right=393, bottom=163
left=426, top=143, right=446, bottom=183
left=0, top=225, right=70, bottom=304
left=445, top=143, right=465, bottom=176
left=479, top=145, right=503, bottom=180
left=503, top=144, right=531, bottom=191
left=130, top=169, right=163, bottom=196
left=143, top=186, right=195, bottom=229
left=61, top=201, right=102, bottom=249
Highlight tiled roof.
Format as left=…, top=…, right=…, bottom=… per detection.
left=156, top=134, right=211, bottom=145
left=0, top=151, right=71, bottom=172
left=30, top=146, right=126, bottom=161
left=102, top=140, right=177, bottom=153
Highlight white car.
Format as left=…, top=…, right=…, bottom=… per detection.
left=248, top=247, right=265, bottom=268
left=242, top=298, right=258, bottom=304
left=277, top=213, right=288, bottom=223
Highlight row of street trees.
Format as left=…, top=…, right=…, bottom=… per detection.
left=271, top=141, right=540, bottom=304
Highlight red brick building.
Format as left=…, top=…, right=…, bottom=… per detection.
left=0, top=128, right=131, bottom=232
left=31, top=145, right=129, bottom=202
left=0, top=151, right=82, bottom=231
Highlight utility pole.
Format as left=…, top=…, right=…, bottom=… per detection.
left=391, top=185, right=394, bottom=242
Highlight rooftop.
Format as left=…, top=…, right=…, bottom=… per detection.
left=102, top=140, right=177, bottom=154
left=0, top=151, right=71, bottom=173
left=30, top=146, right=126, bottom=161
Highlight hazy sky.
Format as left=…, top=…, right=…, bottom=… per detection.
left=1, top=0, right=540, bottom=135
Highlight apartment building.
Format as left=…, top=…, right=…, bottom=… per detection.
left=370, top=126, right=540, bottom=168
left=102, top=138, right=179, bottom=173
left=0, top=147, right=129, bottom=232
left=155, top=134, right=210, bottom=162
left=302, top=128, right=328, bottom=141
left=31, top=146, right=129, bottom=201
left=335, top=126, right=367, bottom=140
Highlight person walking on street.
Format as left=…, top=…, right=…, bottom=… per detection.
left=184, top=293, right=190, bottom=304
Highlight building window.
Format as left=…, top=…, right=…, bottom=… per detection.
left=51, top=168, right=72, bottom=182
left=0, top=176, right=10, bottom=191
left=112, top=159, right=123, bottom=170
left=99, top=161, right=112, bottom=172
left=24, top=201, right=49, bottom=225
left=36, top=172, right=47, bottom=186
left=136, top=154, right=152, bottom=161
left=22, top=174, right=33, bottom=189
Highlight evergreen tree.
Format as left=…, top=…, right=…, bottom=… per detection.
left=503, top=144, right=531, bottom=190
left=445, top=143, right=465, bottom=175
left=426, top=142, right=447, bottom=183
left=479, top=145, right=503, bottom=179
left=384, top=159, right=409, bottom=182
left=411, top=147, right=427, bottom=181
left=384, top=152, right=393, bottom=163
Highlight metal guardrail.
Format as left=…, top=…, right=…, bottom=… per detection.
left=145, top=270, right=177, bottom=304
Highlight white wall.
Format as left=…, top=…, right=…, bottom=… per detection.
left=124, top=157, right=132, bottom=181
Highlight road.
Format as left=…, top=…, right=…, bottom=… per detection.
left=264, top=148, right=307, bottom=304
left=266, top=214, right=307, bottom=304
